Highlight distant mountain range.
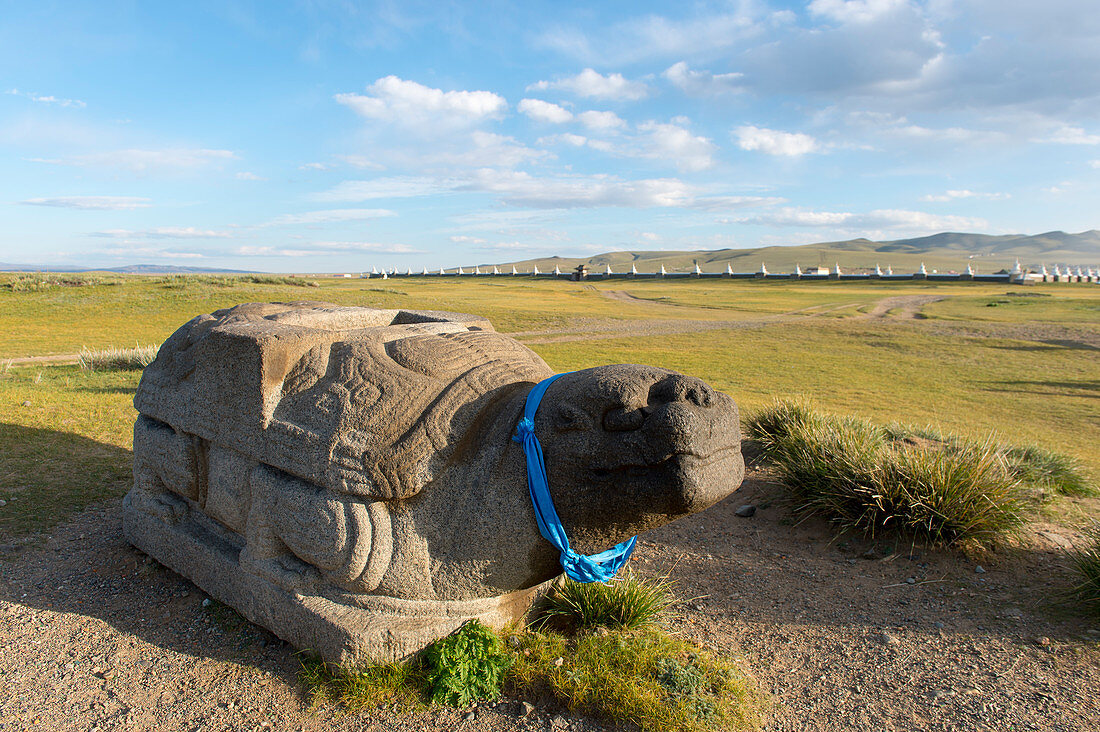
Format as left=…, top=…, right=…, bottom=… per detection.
left=0, top=263, right=256, bottom=274
left=486, top=230, right=1100, bottom=274
left=2, top=230, right=1098, bottom=275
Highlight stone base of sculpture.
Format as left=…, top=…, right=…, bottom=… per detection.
left=124, top=486, right=554, bottom=664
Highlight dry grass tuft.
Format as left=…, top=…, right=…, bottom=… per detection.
left=78, top=345, right=159, bottom=371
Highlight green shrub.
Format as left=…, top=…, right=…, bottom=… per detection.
left=1001, top=444, right=1095, bottom=497
left=1066, top=525, right=1100, bottom=616
left=538, top=573, right=675, bottom=632
left=422, top=620, right=513, bottom=707
left=749, top=400, right=1032, bottom=545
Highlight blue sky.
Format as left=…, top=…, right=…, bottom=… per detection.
left=2, top=1, right=1098, bottom=271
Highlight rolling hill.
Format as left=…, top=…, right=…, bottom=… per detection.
left=482, top=230, right=1100, bottom=275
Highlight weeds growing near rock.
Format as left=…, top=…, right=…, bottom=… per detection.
left=299, top=580, right=762, bottom=731
left=78, top=345, right=159, bottom=371
left=743, top=400, right=1075, bottom=545
left=422, top=620, right=513, bottom=706
left=537, top=573, right=675, bottom=632
left=508, top=628, right=762, bottom=732
left=1065, top=525, right=1100, bottom=617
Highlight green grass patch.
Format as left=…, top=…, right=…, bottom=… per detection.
left=299, top=654, right=426, bottom=711
left=299, top=580, right=762, bottom=731
left=746, top=401, right=1048, bottom=545
left=537, top=572, right=675, bottom=632
left=508, top=628, right=762, bottom=732
left=1064, top=525, right=1100, bottom=617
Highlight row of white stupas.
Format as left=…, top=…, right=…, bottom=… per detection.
left=359, top=260, right=1099, bottom=280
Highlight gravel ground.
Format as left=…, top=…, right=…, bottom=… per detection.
left=1, top=467, right=1097, bottom=732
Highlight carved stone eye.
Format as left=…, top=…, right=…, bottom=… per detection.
left=602, top=407, right=645, bottom=432
left=555, top=404, right=590, bottom=431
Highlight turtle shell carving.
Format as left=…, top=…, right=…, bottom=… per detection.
left=135, top=301, right=552, bottom=500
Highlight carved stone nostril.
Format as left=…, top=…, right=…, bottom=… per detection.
left=651, top=376, right=714, bottom=407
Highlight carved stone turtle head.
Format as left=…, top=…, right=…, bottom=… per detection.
left=528, top=364, right=743, bottom=554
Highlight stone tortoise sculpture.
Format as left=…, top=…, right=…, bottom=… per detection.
left=123, top=302, right=745, bottom=664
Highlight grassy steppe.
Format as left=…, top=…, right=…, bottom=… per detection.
left=0, top=274, right=1097, bottom=539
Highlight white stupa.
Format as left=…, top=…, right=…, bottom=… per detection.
left=758, top=262, right=768, bottom=276
left=918, top=262, right=928, bottom=276
left=793, top=263, right=802, bottom=277
left=605, top=263, right=613, bottom=276
left=885, top=265, right=893, bottom=275
left=474, top=266, right=482, bottom=275
left=422, top=267, right=429, bottom=275
left=1010, top=259, right=1023, bottom=276
left=659, top=265, right=667, bottom=276
left=381, top=272, right=388, bottom=280
left=554, top=265, right=562, bottom=276
left=965, top=263, right=975, bottom=276
left=458, top=266, right=466, bottom=275
left=833, top=262, right=842, bottom=276
left=693, top=263, right=702, bottom=275
left=493, top=265, right=500, bottom=275
left=439, top=267, right=447, bottom=275
left=726, top=263, right=734, bottom=275
left=532, top=265, right=540, bottom=275
left=631, top=263, right=639, bottom=276
left=371, top=266, right=379, bottom=275
left=874, top=263, right=883, bottom=276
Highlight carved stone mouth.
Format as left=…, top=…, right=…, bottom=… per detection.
left=589, top=444, right=739, bottom=479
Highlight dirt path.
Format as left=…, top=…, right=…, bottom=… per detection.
left=508, top=294, right=943, bottom=345
left=4, top=354, right=81, bottom=366
left=865, top=295, right=947, bottom=319
left=1, top=469, right=1097, bottom=731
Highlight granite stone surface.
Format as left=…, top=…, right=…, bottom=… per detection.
left=124, top=302, right=745, bottom=663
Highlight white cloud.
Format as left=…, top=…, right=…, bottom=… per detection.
left=475, top=241, right=540, bottom=251
left=335, top=76, right=506, bottom=126
left=462, top=169, right=692, bottom=209
left=920, top=189, right=1010, bottom=202
left=299, top=162, right=330, bottom=171
left=450, top=235, right=487, bottom=244
left=236, top=242, right=422, bottom=257
left=740, top=207, right=987, bottom=232
left=535, top=11, right=760, bottom=66
left=638, top=122, right=715, bottom=172
left=809, top=0, right=907, bottom=25
left=30, top=148, right=237, bottom=173
left=537, top=133, right=589, bottom=147
left=662, top=62, right=745, bottom=96
left=90, top=227, right=232, bottom=239
left=1090, top=160, right=1100, bottom=169
left=734, top=126, right=819, bottom=156
left=20, top=196, right=152, bottom=210
left=518, top=98, right=573, bottom=124
left=265, top=209, right=396, bottom=226
left=1042, top=126, right=1100, bottom=145
left=336, top=154, right=386, bottom=170
left=235, top=171, right=266, bottom=181
left=528, top=69, right=648, bottom=101
left=318, top=171, right=784, bottom=213
left=423, top=131, right=549, bottom=168
left=314, top=177, right=454, bottom=201
left=577, top=110, right=626, bottom=130
left=7, top=88, right=86, bottom=108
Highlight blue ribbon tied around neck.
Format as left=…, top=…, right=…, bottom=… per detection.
left=512, top=372, right=637, bottom=583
